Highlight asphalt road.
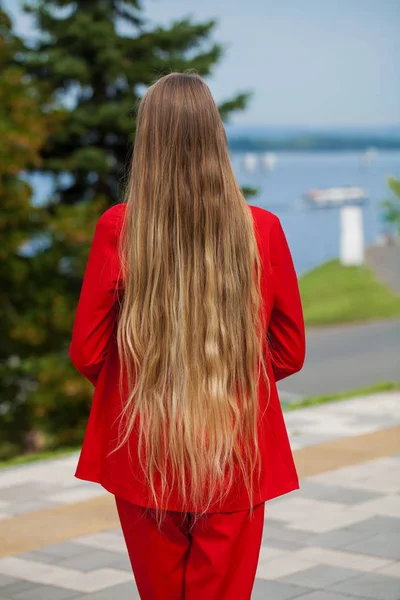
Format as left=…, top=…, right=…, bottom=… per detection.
left=278, top=318, right=400, bottom=398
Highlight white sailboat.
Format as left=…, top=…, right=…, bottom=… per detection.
left=363, top=147, right=378, bottom=165
left=305, top=186, right=367, bottom=208
left=261, top=152, right=277, bottom=171
left=242, top=153, right=258, bottom=172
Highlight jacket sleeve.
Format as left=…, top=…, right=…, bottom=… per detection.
left=267, top=217, right=306, bottom=382
left=69, top=208, right=123, bottom=386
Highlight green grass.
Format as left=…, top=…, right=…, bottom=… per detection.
left=299, top=259, right=400, bottom=327
left=284, top=380, right=400, bottom=411
left=0, top=446, right=80, bottom=470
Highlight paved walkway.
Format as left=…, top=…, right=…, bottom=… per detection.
left=0, top=392, right=399, bottom=599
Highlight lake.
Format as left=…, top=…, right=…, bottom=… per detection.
left=29, top=151, right=400, bottom=275
left=232, top=151, right=400, bottom=274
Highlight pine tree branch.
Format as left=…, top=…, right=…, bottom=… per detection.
left=218, top=92, right=252, bottom=122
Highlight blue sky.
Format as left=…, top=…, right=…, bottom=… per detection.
left=5, top=0, right=400, bottom=127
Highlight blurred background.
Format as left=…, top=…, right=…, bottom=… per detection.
left=0, top=0, right=399, bottom=464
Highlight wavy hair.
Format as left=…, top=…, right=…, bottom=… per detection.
left=115, top=72, right=269, bottom=526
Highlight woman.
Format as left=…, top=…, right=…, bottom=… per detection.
left=70, top=72, right=305, bottom=600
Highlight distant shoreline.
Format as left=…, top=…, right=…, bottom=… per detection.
left=228, top=138, right=400, bottom=153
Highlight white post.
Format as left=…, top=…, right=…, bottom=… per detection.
left=340, top=205, right=364, bottom=266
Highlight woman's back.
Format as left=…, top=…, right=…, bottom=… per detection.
left=70, top=201, right=305, bottom=513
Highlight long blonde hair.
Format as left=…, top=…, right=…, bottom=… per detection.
left=116, top=72, right=269, bottom=524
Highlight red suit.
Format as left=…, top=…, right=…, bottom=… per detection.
left=70, top=202, right=305, bottom=598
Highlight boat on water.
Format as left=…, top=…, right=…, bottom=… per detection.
left=363, top=147, right=378, bottom=165
left=242, top=153, right=258, bottom=172
left=261, top=152, right=277, bottom=171
left=241, top=152, right=278, bottom=172
left=305, top=186, right=368, bottom=208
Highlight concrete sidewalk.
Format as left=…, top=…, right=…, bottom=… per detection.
left=0, top=392, right=399, bottom=599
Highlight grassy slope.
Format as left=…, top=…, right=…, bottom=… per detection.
left=285, top=380, right=400, bottom=411
left=0, top=446, right=80, bottom=470
left=299, top=259, right=400, bottom=327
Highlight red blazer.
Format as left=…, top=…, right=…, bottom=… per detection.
left=70, top=203, right=305, bottom=512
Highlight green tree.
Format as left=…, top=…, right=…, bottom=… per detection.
left=382, top=176, right=400, bottom=236
left=23, top=0, right=249, bottom=207
left=0, top=7, right=66, bottom=457
left=2, top=0, right=250, bottom=457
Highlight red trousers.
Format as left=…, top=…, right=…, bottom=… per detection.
left=115, top=497, right=265, bottom=599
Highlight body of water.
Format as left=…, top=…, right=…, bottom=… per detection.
left=29, top=151, right=400, bottom=276
left=232, top=151, right=400, bottom=274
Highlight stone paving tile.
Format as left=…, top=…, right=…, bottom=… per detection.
left=47, top=487, right=106, bottom=505
left=375, top=562, right=400, bottom=578
left=105, top=556, right=132, bottom=572
left=0, top=461, right=76, bottom=491
left=263, top=522, right=314, bottom=549
left=302, top=527, right=374, bottom=550
left=0, top=581, right=33, bottom=597
left=0, top=576, right=17, bottom=589
left=279, top=565, right=361, bottom=589
left=38, top=542, right=90, bottom=560
left=295, top=546, right=391, bottom=572
left=346, top=515, right=400, bottom=536
left=265, top=497, right=347, bottom=524
left=0, top=558, right=132, bottom=593
left=56, top=549, right=128, bottom=572
left=0, top=459, right=105, bottom=518
left=289, top=505, right=375, bottom=534
left=73, top=532, right=126, bottom=554
left=261, top=537, right=308, bottom=552
left=344, top=532, right=400, bottom=561
left=294, top=592, right=366, bottom=600
left=330, top=572, right=400, bottom=600
left=291, top=481, right=348, bottom=500
left=100, top=529, right=121, bottom=536
left=5, top=501, right=59, bottom=517
left=0, top=483, right=56, bottom=503
left=289, top=433, right=339, bottom=449
left=18, top=551, right=62, bottom=566
left=295, top=481, right=384, bottom=505
left=12, top=584, right=82, bottom=600
left=251, top=579, right=310, bottom=600
left=310, top=457, right=400, bottom=495
left=357, top=494, right=400, bottom=519
left=75, top=581, right=140, bottom=600
left=256, top=552, right=317, bottom=580
left=258, top=545, right=286, bottom=562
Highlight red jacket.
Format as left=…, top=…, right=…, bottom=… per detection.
left=70, top=202, right=305, bottom=512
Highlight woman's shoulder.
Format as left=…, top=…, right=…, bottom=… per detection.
left=248, top=203, right=280, bottom=233
left=96, top=203, right=127, bottom=235
left=99, top=202, right=127, bottom=223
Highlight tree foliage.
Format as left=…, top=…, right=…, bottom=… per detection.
left=382, top=176, right=400, bottom=236
left=0, top=8, right=65, bottom=457
left=1, top=0, right=250, bottom=459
